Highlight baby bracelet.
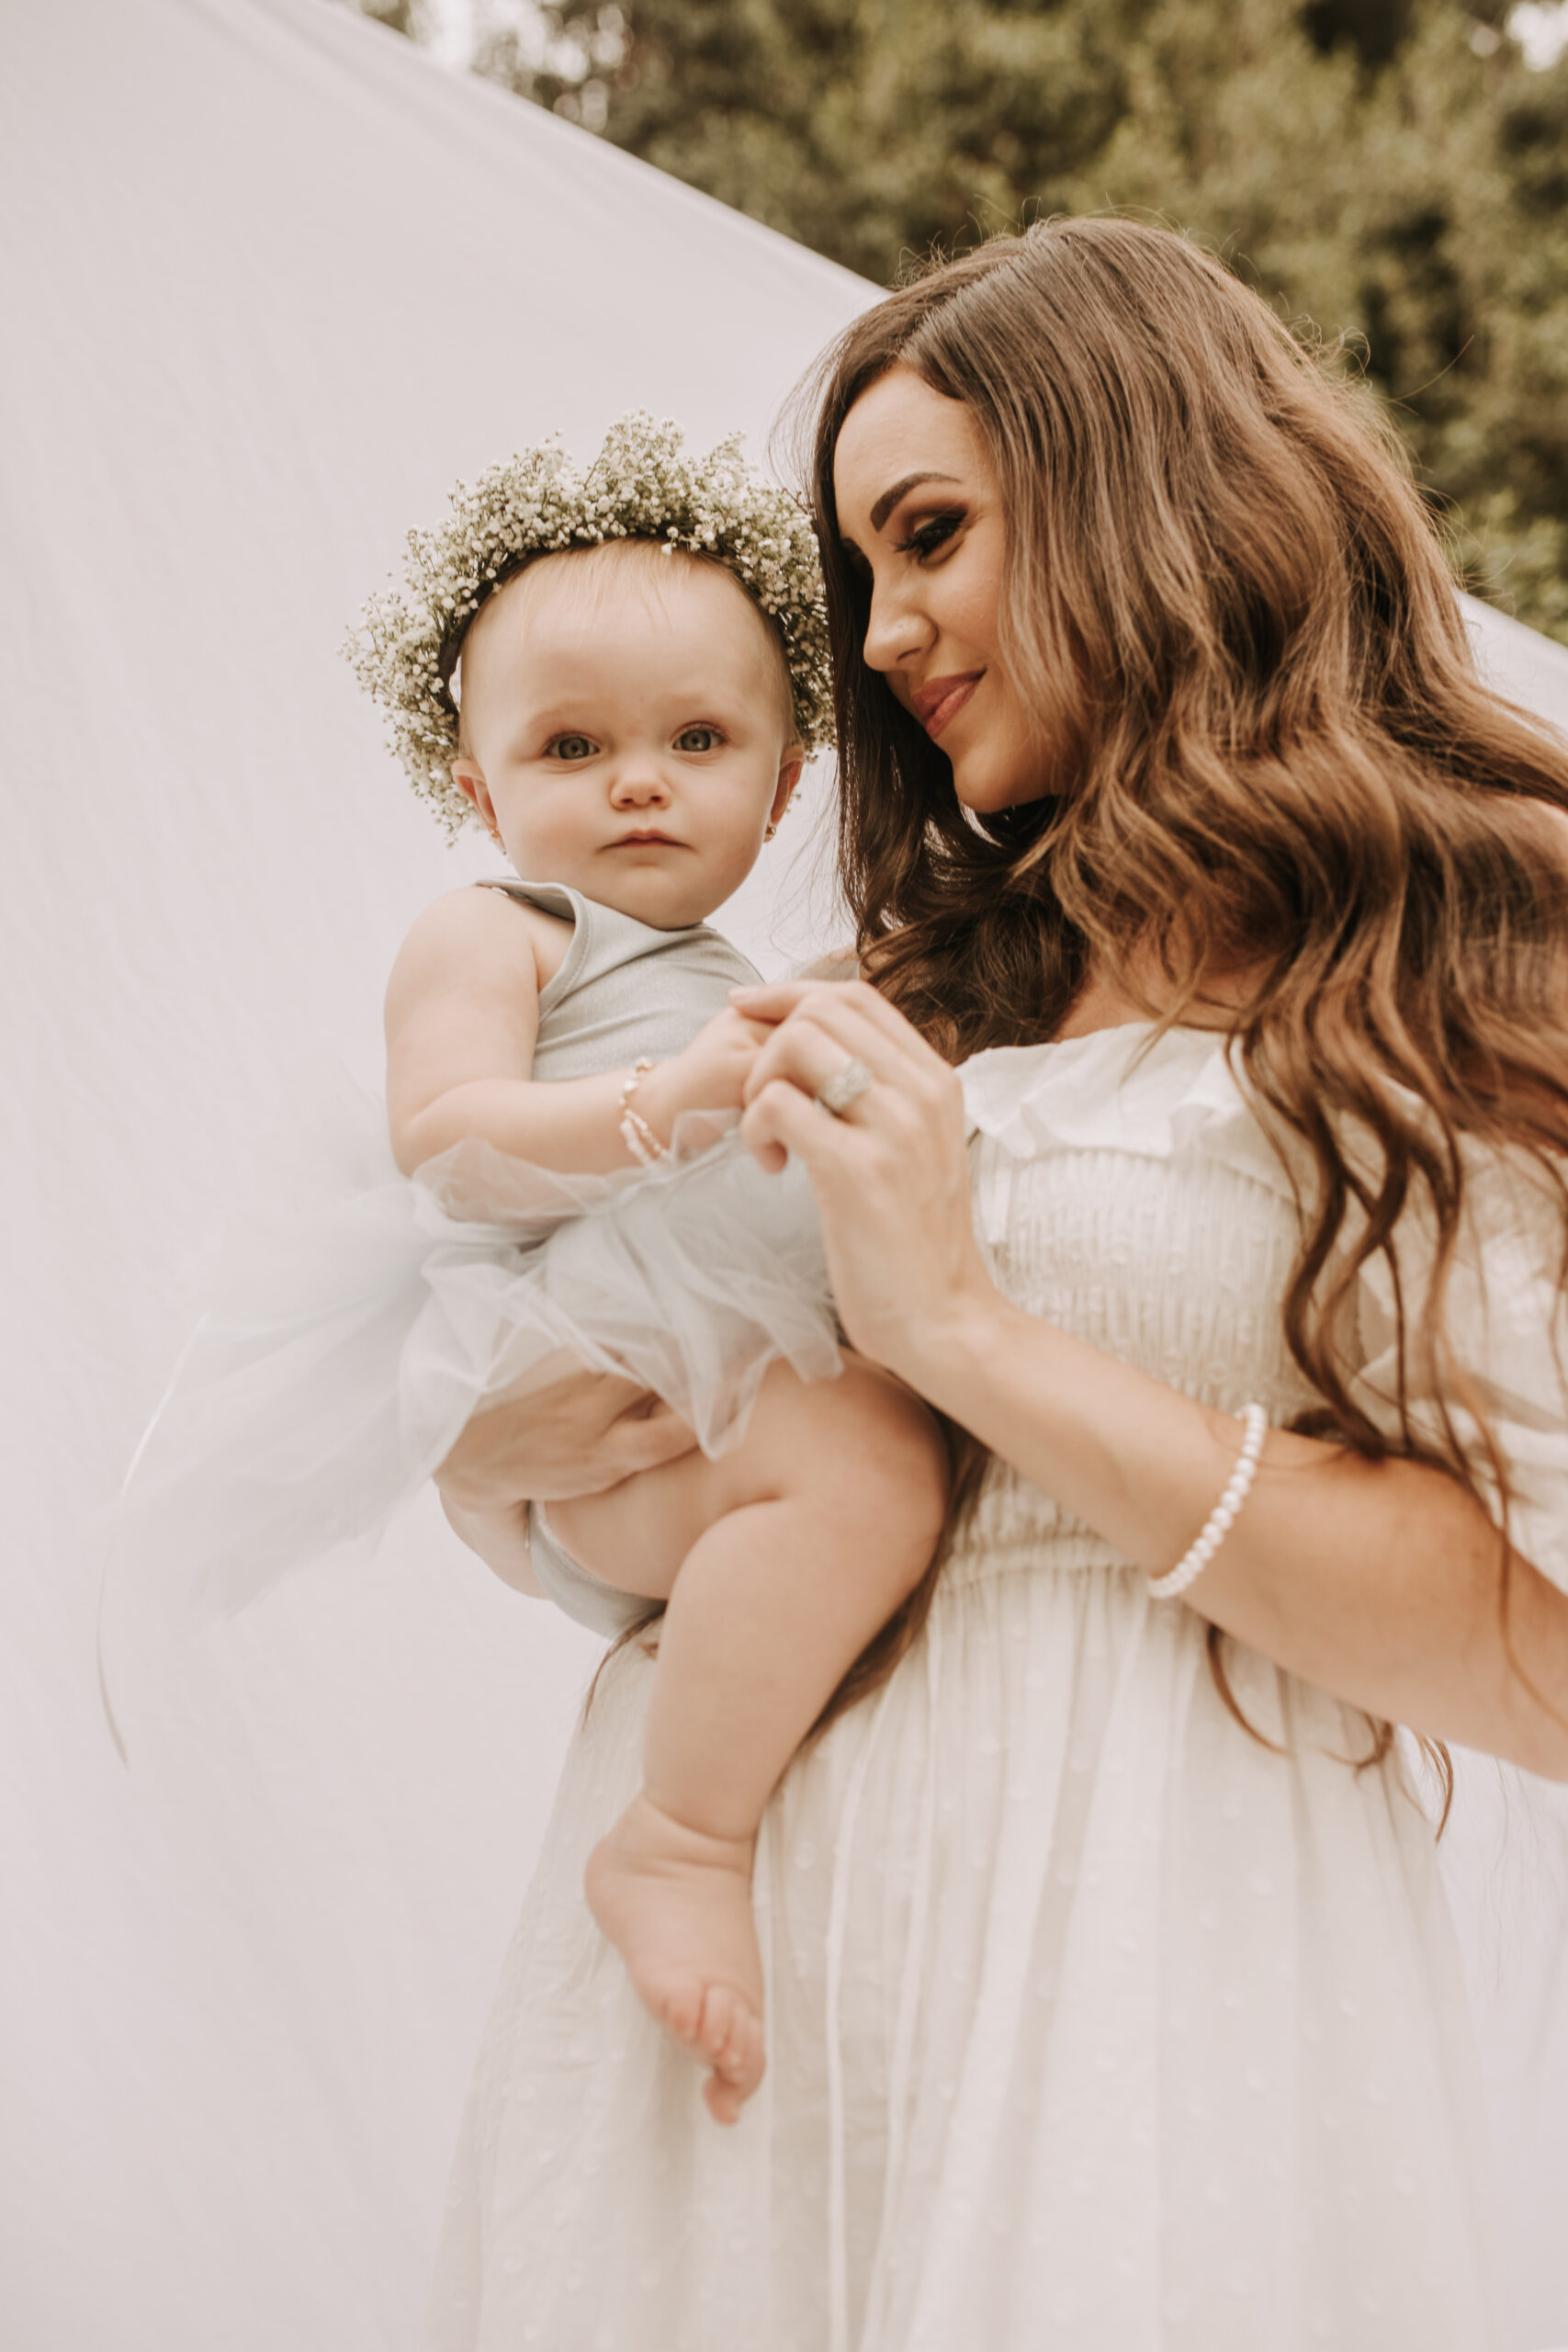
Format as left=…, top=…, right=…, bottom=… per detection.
left=618, top=1058, right=669, bottom=1169
left=1146, top=1402, right=1269, bottom=1601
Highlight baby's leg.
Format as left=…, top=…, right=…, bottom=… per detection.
left=550, top=1355, right=949, bottom=2123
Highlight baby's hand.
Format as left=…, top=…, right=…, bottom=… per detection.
left=637, top=1008, right=771, bottom=1142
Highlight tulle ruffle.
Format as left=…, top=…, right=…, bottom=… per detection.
left=109, top=1076, right=838, bottom=1637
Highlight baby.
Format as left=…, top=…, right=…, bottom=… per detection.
left=107, top=422, right=948, bottom=2121
left=381, top=460, right=948, bottom=2121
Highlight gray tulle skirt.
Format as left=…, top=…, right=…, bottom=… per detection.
left=108, top=1076, right=840, bottom=1641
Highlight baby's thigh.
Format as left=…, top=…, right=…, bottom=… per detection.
left=549, top=1355, right=947, bottom=1590
left=762, top=1351, right=951, bottom=1560
left=547, top=1439, right=732, bottom=1597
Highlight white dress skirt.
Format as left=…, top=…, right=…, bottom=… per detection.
left=422, top=1023, right=1568, bottom=2352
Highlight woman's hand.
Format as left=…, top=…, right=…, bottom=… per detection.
left=732, top=978, right=999, bottom=1382
left=635, top=1007, right=773, bottom=1147
left=434, top=1368, right=698, bottom=1513
left=737, top=986, right=1568, bottom=1778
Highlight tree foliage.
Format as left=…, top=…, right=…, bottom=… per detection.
left=359, top=0, right=1568, bottom=641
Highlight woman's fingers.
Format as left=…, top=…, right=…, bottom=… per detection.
left=739, top=1073, right=858, bottom=1169
left=735, top=978, right=951, bottom=1080
left=434, top=1371, right=696, bottom=1507
left=728, top=978, right=818, bottom=1023
left=739, top=1065, right=982, bottom=1372
left=731, top=978, right=990, bottom=1380
left=599, top=1395, right=701, bottom=1483
left=744, top=1020, right=879, bottom=1120
left=739, top=995, right=960, bottom=1148
left=730, top=977, right=925, bottom=1053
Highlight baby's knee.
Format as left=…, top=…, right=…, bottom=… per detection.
left=800, top=1361, right=950, bottom=1559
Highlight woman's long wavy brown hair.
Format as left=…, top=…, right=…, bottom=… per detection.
left=801, top=216, right=1568, bottom=1781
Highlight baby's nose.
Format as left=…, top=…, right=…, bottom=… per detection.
left=611, top=763, right=671, bottom=804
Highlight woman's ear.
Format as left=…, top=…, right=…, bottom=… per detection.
left=770, top=749, right=806, bottom=830
left=451, top=758, right=499, bottom=836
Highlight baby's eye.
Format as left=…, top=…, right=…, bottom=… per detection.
left=895, top=511, right=963, bottom=562
left=547, top=733, right=598, bottom=762
left=674, top=726, right=723, bottom=752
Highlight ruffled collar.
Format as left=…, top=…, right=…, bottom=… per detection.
left=960, top=1023, right=1299, bottom=1205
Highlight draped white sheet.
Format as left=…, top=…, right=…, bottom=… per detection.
left=2, top=4, right=1565, bottom=2346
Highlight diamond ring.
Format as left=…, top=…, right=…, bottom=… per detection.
left=815, top=1055, right=874, bottom=1117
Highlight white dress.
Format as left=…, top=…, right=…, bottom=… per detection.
left=422, top=1023, right=1568, bottom=2352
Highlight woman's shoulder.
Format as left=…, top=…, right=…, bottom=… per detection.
left=795, top=946, right=862, bottom=982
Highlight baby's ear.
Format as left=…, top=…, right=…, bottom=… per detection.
left=449, top=757, right=495, bottom=831
left=771, top=746, right=806, bottom=827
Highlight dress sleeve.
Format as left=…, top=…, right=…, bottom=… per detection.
left=1349, top=1148, right=1568, bottom=1592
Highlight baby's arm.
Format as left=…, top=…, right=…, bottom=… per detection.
left=385, top=888, right=761, bottom=1177
left=386, top=888, right=626, bottom=1175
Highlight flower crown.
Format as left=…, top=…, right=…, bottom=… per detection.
left=346, top=412, right=833, bottom=836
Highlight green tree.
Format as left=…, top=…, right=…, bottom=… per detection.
left=1047, top=2, right=1568, bottom=639
left=354, top=0, right=1568, bottom=641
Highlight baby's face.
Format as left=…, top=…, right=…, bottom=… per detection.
left=452, top=548, right=801, bottom=932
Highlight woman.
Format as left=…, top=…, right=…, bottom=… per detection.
left=424, top=219, right=1568, bottom=2349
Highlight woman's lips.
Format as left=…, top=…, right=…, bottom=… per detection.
left=913, top=672, right=983, bottom=740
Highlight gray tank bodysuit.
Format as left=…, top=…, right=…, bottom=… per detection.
left=480, top=877, right=762, bottom=1640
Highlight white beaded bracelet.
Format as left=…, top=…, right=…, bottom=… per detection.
left=617, top=1058, right=669, bottom=1169
left=1147, top=1401, right=1269, bottom=1601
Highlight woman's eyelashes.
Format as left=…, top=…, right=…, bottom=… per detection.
left=894, top=508, right=964, bottom=562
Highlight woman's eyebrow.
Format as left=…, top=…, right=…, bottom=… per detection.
left=869, top=470, right=961, bottom=532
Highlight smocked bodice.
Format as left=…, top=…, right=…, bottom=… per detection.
left=947, top=1024, right=1320, bottom=1576
left=944, top=1019, right=1568, bottom=1597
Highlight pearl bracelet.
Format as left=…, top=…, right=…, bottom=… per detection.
left=1146, top=1401, right=1269, bottom=1601
left=618, top=1058, right=669, bottom=1169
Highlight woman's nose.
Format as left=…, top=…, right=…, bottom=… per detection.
left=861, top=580, right=932, bottom=678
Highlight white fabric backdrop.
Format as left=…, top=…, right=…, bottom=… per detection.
left=3, top=4, right=1565, bottom=2346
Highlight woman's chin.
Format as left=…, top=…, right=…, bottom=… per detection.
left=951, top=760, right=1053, bottom=820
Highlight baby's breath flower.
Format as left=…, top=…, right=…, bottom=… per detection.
left=346, top=413, right=832, bottom=836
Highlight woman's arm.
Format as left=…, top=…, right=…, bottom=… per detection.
left=734, top=978, right=1568, bottom=1780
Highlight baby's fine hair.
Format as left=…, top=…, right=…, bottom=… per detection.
left=347, top=413, right=832, bottom=834
left=453, top=538, right=798, bottom=762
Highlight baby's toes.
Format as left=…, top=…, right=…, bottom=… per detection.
left=655, top=1976, right=707, bottom=2052
left=703, top=2069, right=745, bottom=2128
left=699, top=1985, right=765, bottom=2103
left=695, top=1984, right=750, bottom=2073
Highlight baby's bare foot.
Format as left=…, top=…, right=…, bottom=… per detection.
left=585, top=1792, right=765, bottom=2125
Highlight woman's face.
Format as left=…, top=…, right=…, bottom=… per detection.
left=833, top=368, right=1048, bottom=814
